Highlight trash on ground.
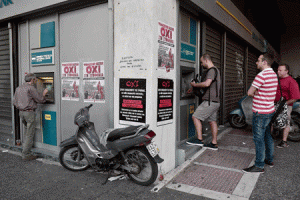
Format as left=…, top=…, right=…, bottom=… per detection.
left=108, top=175, right=126, bottom=181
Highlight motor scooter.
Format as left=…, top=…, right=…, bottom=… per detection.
left=59, top=104, right=163, bottom=186
left=229, top=96, right=300, bottom=141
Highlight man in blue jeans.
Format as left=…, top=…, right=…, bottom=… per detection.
left=242, top=53, right=278, bottom=173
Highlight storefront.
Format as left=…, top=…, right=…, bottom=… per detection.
left=0, top=0, right=279, bottom=174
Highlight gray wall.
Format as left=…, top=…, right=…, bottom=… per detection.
left=60, top=4, right=112, bottom=141
left=281, top=27, right=300, bottom=78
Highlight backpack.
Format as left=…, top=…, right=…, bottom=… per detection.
left=192, top=67, right=218, bottom=100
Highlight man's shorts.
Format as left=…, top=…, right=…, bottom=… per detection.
left=193, top=101, right=220, bottom=122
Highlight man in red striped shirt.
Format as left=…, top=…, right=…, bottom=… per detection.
left=242, top=53, right=278, bottom=173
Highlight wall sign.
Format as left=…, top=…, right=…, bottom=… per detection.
left=181, top=43, right=196, bottom=62
left=61, top=62, right=79, bottom=78
left=157, top=78, right=173, bottom=126
left=0, top=0, right=13, bottom=8
left=31, top=50, right=54, bottom=66
left=119, top=78, right=146, bottom=125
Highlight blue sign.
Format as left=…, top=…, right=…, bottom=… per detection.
left=181, top=43, right=196, bottom=62
left=31, top=50, right=54, bottom=66
left=0, top=0, right=13, bottom=8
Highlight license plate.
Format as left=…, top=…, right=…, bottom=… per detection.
left=146, top=142, right=159, bottom=158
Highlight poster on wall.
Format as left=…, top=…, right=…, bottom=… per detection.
left=83, top=79, right=105, bottom=103
left=119, top=78, right=146, bottom=125
left=83, top=61, right=105, bottom=103
left=157, top=78, right=174, bottom=126
left=83, top=61, right=105, bottom=78
left=61, top=79, right=80, bottom=101
left=158, top=21, right=175, bottom=72
left=61, top=62, right=80, bottom=78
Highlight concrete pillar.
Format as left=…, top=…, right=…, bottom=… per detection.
left=114, top=0, right=178, bottom=173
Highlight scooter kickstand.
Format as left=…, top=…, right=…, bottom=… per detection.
left=102, top=170, right=112, bottom=185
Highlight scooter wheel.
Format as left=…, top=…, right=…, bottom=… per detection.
left=124, top=147, right=158, bottom=186
left=288, top=113, right=300, bottom=142
left=59, top=145, right=90, bottom=171
left=229, top=114, right=248, bottom=129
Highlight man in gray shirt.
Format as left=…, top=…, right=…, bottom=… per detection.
left=187, top=54, right=221, bottom=150
left=13, top=73, right=48, bottom=161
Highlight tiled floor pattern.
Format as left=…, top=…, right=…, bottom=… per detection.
left=167, top=129, right=258, bottom=199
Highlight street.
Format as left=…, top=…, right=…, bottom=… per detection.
left=0, top=130, right=300, bottom=200
left=0, top=148, right=209, bottom=200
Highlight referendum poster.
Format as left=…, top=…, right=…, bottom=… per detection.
left=83, top=61, right=105, bottom=103
left=83, top=61, right=105, bottom=78
left=158, top=21, right=175, bottom=72
left=157, top=78, right=174, bottom=126
left=119, top=78, right=146, bottom=125
left=61, top=62, right=80, bottom=78
left=61, top=79, right=80, bottom=101
left=83, top=79, right=105, bottom=103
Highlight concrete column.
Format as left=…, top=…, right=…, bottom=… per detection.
left=114, top=0, right=178, bottom=173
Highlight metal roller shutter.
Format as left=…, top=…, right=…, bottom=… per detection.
left=224, top=37, right=245, bottom=122
left=247, top=51, right=259, bottom=88
left=0, top=26, right=12, bottom=135
left=205, top=25, right=222, bottom=70
left=205, top=24, right=222, bottom=122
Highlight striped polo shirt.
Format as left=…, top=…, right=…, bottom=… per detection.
left=252, top=68, right=278, bottom=114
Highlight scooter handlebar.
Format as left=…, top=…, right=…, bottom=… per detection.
left=86, top=104, right=93, bottom=109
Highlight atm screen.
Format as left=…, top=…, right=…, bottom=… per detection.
left=35, top=72, right=54, bottom=104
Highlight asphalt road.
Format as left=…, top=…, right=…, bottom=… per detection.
left=0, top=137, right=299, bottom=200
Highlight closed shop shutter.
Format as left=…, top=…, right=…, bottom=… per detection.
left=0, top=26, right=12, bottom=135
left=205, top=24, right=222, bottom=122
left=205, top=25, right=222, bottom=70
left=224, top=37, right=245, bottom=122
left=247, top=51, right=259, bottom=88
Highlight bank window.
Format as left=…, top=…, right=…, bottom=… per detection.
left=181, top=13, right=197, bottom=45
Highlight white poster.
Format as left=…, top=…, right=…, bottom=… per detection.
left=61, top=79, right=80, bottom=101
left=83, top=61, right=105, bottom=78
left=83, top=79, right=105, bottom=103
left=61, top=62, right=80, bottom=78
left=158, top=21, right=175, bottom=72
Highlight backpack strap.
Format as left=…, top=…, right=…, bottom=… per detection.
left=208, top=67, right=218, bottom=105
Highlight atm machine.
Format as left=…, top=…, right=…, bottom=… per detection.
left=35, top=72, right=55, bottom=103
left=34, top=72, right=57, bottom=147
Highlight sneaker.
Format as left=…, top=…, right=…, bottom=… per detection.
left=264, top=159, right=274, bottom=168
left=277, top=140, right=289, bottom=148
left=203, top=142, right=218, bottom=150
left=186, top=138, right=203, bottom=146
left=22, top=155, right=38, bottom=161
left=242, top=165, right=264, bottom=173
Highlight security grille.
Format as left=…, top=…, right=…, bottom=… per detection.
left=247, top=51, right=259, bottom=88
left=206, top=25, right=222, bottom=70
left=0, top=26, right=12, bottom=135
left=224, top=37, right=245, bottom=122
left=205, top=24, right=222, bottom=123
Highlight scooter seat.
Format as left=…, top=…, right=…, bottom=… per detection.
left=107, top=125, right=142, bottom=142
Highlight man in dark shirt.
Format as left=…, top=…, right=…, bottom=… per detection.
left=13, top=73, right=48, bottom=161
left=186, top=54, right=221, bottom=150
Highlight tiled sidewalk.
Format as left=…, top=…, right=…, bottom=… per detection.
left=165, top=128, right=259, bottom=200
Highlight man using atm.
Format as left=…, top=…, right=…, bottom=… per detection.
left=13, top=73, right=48, bottom=161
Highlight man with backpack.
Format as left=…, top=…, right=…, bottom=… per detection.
left=186, top=54, right=221, bottom=150
left=275, top=64, right=300, bottom=148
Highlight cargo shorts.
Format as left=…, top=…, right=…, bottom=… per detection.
left=193, top=101, right=220, bottom=122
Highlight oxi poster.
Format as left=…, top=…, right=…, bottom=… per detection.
left=157, top=78, right=174, bottom=126
left=119, top=78, right=146, bottom=125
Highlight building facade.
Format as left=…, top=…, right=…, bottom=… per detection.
left=0, top=0, right=279, bottom=174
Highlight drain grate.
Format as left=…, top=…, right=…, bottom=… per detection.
left=173, top=164, right=243, bottom=194
left=195, top=149, right=255, bottom=169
